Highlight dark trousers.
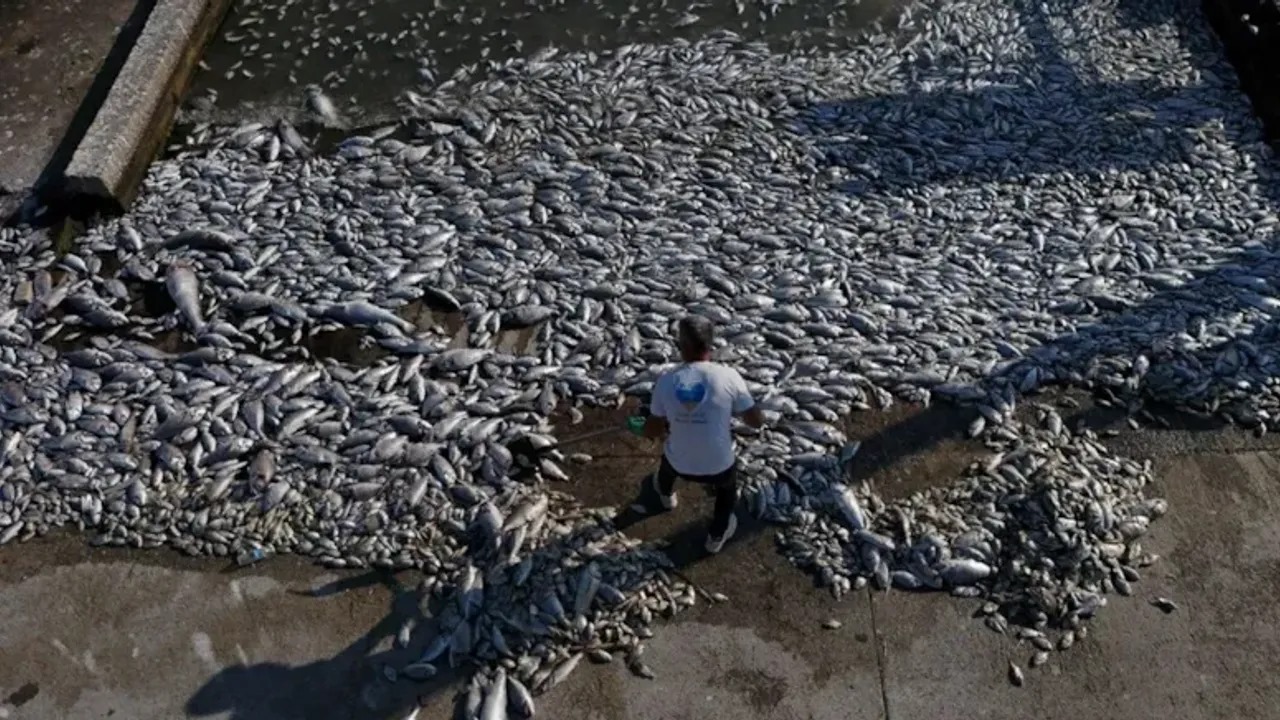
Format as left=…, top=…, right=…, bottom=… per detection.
left=655, top=455, right=739, bottom=538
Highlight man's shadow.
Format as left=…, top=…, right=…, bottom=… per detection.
left=184, top=514, right=681, bottom=720
left=185, top=569, right=454, bottom=720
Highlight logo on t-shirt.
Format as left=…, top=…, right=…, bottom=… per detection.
left=673, top=372, right=707, bottom=412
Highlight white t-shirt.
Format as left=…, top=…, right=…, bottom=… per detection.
left=650, top=362, right=755, bottom=476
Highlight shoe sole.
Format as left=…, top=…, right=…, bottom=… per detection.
left=648, top=472, right=676, bottom=511
left=705, top=515, right=738, bottom=554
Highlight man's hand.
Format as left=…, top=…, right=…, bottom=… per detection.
left=642, top=416, right=668, bottom=439
left=741, top=406, right=766, bottom=429
left=628, top=412, right=668, bottom=439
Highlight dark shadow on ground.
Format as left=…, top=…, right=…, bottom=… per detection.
left=798, top=0, right=1280, bottom=424
left=185, top=569, right=448, bottom=720
left=801, top=0, right=1228, bottom=192
left=612, top=479, right=779, bottom=570
left=185, top=506, right=700, bottom=720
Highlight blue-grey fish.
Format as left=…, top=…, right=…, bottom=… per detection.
left=165, top=260, right=205, bottom=332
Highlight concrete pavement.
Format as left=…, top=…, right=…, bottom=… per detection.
left=0, top=0, right=142, bottom=222
left=2, top=399, right=1280, bottom=720
left=881, top=446, right=1280, bottom=720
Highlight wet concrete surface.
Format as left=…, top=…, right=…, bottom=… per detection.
left=5, top=393, right=1280, bottom=719
left=0, top=0, right=141, bottom=220
left=181, top=0, right=903, bottom=128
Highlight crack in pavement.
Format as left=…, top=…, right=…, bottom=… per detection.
left=866, top=587, right=892, bottom=720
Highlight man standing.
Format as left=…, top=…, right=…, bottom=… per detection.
left=636, top=315, right=764, bottom=554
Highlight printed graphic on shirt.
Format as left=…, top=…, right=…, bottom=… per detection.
left=672, top=369, right=709, bottom=422
left=674, top=375, right=706, bottom=407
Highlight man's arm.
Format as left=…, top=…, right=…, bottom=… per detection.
left=643, top=384, right=669, bottom=439
left=739, top=405, right=765, bottom=429
left=731, top=372, right=765, bottom=428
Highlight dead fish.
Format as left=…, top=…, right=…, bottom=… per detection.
left=422, top=285, right=462, bottom=312
left=324, top=301, right=412, bottom=332
left=396, top=618, right=416, bottom=649
left=166, top=260, right=205, bottom=332
left=502, top=495, right=548, bottom=531
left=627, top=657, right=655, bottom=680
left=249, top=449, right=275, bottom=489
left=1008, top=660, right=1024, bottom=687
left=831, top=484, right=866, bottom=530
left=938, top=559, right=993, bottom=586
left=402, top=662, right=437, bottom=681
left=1058, top=631, right=1075, bottom=651
left=165, top=228, right=236, bottom=253
left=507, top=674, right=535, bottom=718
left=433, top=348, right=491, bottom=372
left=461, top=682, right=483, bottom=720
left=548, top=653, right=582, bottom=689
left=480, top=667, right=507, bottom=720
left=276, top=118, right=311, bottom=157
left=500, top=305, right=556, bottom=329
left=967, top=416, right=986, bottom=438
left=305, top=85, right=343, bottom=126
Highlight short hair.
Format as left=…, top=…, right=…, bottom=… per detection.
left=677, top=315, right=714, bottom=355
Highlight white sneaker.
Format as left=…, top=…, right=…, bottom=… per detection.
left=705, top=513, right=738, bottom=554
left=649, top=472, right=678, bottom=511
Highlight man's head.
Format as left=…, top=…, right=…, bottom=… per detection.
left=677, top=314, right=715, bottom=362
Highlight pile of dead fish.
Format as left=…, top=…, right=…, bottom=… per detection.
left=0, top=0, right=1268, bottom=705
left=774, top=404, right=1163, bottom=676
left=188, top=0, right=872, bottom=125
left=408, top=487, right=704, bottom=716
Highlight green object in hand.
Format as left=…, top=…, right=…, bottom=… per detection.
left=626, top=416, right=646, bottom=436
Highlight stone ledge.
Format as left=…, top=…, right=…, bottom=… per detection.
left=0, top=0, right=142, bottom=226
left=62, top=0, right=231, bottom=213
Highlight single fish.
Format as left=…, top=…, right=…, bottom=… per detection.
left=166, top=260, right=205, bottom=332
